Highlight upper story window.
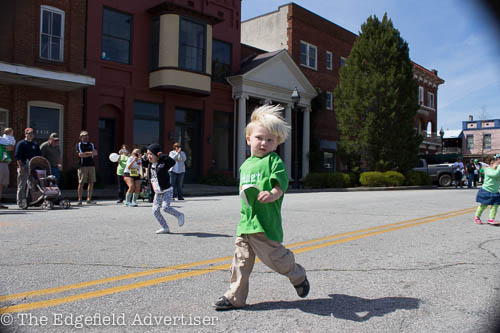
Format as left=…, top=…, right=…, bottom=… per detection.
left=418, top=86, right=424, bottom=105
left=150, top=16, right=160, bottom=70
left=40, top=6, right=65, bottom=62
left=466, top=134, right=474, bottom=149
left=179, top=18, right=206, bottom=72
left=300, top=41, right=317, bottom=70
left=212, top=39, right=232, bottom=83
left=102, top=7, right=132, bottom=64
left=326, top=91, right=333, bottom=110
left=340, top=56, right=347, bottom=67
left=427, top=92, right=435, bottom=108
left=483, top=134, right=492, bottom=149
left=0, top=109, right=8, bottom=133
left=326, top=51, right=332, bottom=71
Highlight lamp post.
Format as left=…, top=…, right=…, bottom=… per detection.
left=439, top=127, right=445, bottom=154
left=291, top=87, right=301, bottom=189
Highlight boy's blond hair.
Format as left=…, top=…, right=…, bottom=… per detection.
left=4, top=128, right=13, bottom=135
left=245, top=105, right=290, bottom=144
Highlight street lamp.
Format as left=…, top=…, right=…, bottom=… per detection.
left=439, top=127, right=445, bottom=154
left=291, top=87, right=300, bottom=189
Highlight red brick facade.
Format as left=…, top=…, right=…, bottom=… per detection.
left=0, top=0, right=90, bottom=186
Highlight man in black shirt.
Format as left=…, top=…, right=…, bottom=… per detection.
left=14, top=128, right=40, bottom=206
left=76, top=131, right=98, bottom=205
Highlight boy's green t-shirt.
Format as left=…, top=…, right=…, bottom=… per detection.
left=237, top=152, right=289, bottom=243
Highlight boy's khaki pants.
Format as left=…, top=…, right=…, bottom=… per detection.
left=224, top=232, right=306, bottom=307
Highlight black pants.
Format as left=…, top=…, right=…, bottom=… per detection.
left=117, top=175, right=126, bottom=200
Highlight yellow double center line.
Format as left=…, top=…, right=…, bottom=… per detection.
left=0, top=207, right=475, bottom=313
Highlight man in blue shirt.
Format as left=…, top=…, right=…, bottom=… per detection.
left=14, top=128, right=40, bottom=206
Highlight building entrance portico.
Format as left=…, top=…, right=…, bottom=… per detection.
left=227, top=50, right=317, bottom=183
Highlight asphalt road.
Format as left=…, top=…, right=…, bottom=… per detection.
left=1, top=188, right=500, bottom=332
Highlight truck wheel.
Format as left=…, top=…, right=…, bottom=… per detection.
left=439, top=174, right=452, bottom=187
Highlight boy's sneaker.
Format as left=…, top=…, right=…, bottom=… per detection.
left=294, top=277, right=310, bottom=298
left=487, top=219, right=500, bottom=226
left=212, top=296, right=238, bottom=311
left=86, top=200, right=96, bottom=205
left=177, top=213, right=185, bottom=227
left=474, top=216, right=483, bottom=225
left=156, top=228, right=170, bottom=234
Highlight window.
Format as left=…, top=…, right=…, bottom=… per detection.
left=212, top=40, right=232, bottom=83
left=466, top=134, right=474, bottom=149
left=300, top=41, right=317, bottom=70
left=483, top=134, right=491, bottom=149
left=340, top=57, right=346, bottom=67
left=40, top=6, right=65, bottom=62
left=213, top=111, right=233, bottom=171
left=179, top=18, right=206, bottom=72
left=0, top=109, right=8, bottom=133
left=150, top=16, right=160, bottom=70
left=102, top=7, right=132, bottom=64
left=28, top=102, right=62, bottom=146
left=323, top=152, right=335, bottom=170
left=427, top=92, right=434, bottom=108
left=326, top=51, right=332, bottom=70
left=418, top=86, right=424, bottom=105
left=133, top=101, right=161, bottom=147
left=325, top=91, right=333, bottom=110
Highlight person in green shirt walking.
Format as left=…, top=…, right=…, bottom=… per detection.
left=474, top=155, right=500, bottom=225
left=212, top=105, right=309, bottom=311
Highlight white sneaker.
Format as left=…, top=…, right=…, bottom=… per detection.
left=177, top=213, right=185, bottom=227
left=156, top=228, right=170, bottom=234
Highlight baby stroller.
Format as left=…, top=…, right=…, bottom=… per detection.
left=18, top=156, right=71, bottom=210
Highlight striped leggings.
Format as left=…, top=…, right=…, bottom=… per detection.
left=152, top=188, right=182, bottom=229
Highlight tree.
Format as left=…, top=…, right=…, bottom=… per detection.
left=334, top=13, right=422, bottom=172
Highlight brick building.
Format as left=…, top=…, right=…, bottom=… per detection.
left=0, top=0, right=95, bottom=186
left=85, top=0, right=241, bottom=183
left=242, top=2, right=445, bottom=171
left=462, top=116, right=500, bottom=159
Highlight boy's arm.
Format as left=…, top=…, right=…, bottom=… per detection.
left=257, top=183, right=283, bottom=203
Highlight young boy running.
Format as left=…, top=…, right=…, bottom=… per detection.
left=212, top=105, right=309, bottom=311
left=146, top=144, right=185, bottom=234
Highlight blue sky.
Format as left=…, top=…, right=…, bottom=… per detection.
left=241, top=0, right=500, bottom=133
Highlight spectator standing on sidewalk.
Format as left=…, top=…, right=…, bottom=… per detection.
left=14, top=128, right=40, bottom=207
left=0, top=128, right=15, bottom=208
left=40, top=133, right=63, bottom=186
left=466, top=159, right=476, bottom=188
left=452, top=158, right=464, bottom=188
left=76, top=131, right=97, bottom=205
left=169, top=142, right=187, bottom=200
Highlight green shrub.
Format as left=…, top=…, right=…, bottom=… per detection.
left=359, top=171, right=386, bottom=187
left=325, top=173, right=345, bottom=188
left=304, top=173, right=327, bottom=188
left=304, top=172, right=352, bottom=188
left=383, top=171, right=405, bottom=186
left=345, top=172, right=359, bottom=187
left=405, top=170, right=432, bottom=186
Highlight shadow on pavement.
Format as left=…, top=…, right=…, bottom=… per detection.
left=171, top=232, right=232, bottom=238
left=245, top=293, right=420, bottom=321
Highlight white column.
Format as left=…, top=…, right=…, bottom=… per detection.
left=284, top=104, right=292, bottom=180
left=302, top=108, right=310, bottom=179
left=237, top=94, right=248, bottom=178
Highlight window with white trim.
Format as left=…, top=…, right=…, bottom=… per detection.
left=483, top=134, right=491, bottom=149
left=427, top=92, right=434, bottom=108
left=300, top=41, right=317, bottom=70
left=28, top=101, right=63, bottom=146
left=40, top=6, right=65, bottom=62
left=340, top=56, right=346, bottom=67
left=326, top=51, right=332, bottom=70
left=418, top=86, right=424, bottom=105
left=0, top=108, right=8, bottom=133
left=466, top=134, right=474, bottom=149
left=326, top=91, right=333, bottom=110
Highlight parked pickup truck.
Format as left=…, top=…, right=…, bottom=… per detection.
left=412, top=159, right=454, bottom=187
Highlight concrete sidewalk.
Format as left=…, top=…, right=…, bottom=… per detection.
left=2, top=183, right=438, bottom=204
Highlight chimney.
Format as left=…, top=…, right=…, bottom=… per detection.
left=432, top=69, right=438, bottom=75
left=469, top=115, right=473, bottom=121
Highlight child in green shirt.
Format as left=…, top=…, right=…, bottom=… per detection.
left=474, top=155, right=500, bottom=225
left=212, top=105, right=309, bottom=311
